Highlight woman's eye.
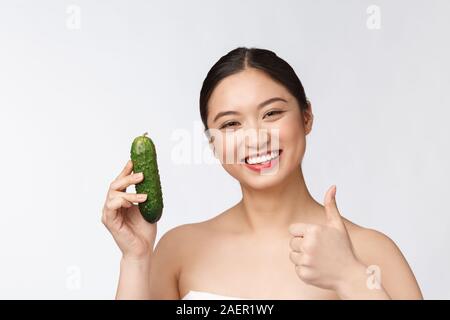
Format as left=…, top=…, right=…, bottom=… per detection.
left=264, top=110, right=284, bottom=118
left=220, top=121, right=239, bottom=129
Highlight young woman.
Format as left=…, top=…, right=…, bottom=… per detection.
left=102, top=47, right=423, bottom=300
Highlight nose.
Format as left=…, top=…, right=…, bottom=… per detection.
left=243, top=126, right=272, bottom=155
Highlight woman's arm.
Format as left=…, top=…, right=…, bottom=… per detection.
left=116, top=256, right=153, bottom=299
left=102, top=160, right=158, bottom=299
left=115, top=225, right=183, bottom=300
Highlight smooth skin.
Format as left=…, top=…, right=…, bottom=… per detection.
left=103, top=67, right=423, bottom=299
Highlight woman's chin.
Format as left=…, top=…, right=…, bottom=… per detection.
left=239, top=168, right=286, bottom=190
left=245, top=177, right=285, bottom=191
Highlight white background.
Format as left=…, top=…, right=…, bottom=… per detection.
left=0, top=0, right=449, bottom=299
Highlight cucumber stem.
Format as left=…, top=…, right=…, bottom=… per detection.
left=143, top=132, right=148, bottom=137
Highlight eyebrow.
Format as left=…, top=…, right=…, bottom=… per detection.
left=213, top=97, right=287, bottom=123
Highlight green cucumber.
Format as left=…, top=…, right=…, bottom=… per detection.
left=130, top=132, right=163, bottom=223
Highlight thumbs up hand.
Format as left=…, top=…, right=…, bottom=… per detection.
left=288, top=185, right=363, bottom=292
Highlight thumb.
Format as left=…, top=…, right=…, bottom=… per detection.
left=324, top=185, right=344, bottom=228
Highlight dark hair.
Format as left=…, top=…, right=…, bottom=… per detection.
left=199, top=47, right=309, bottom=132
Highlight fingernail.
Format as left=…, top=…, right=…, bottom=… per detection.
left=136, top=172, right=143, bottom=179
left=138, top=194, right=147, bottom=200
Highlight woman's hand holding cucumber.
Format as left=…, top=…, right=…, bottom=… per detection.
left=103, top=133, right=163, bottom=299
left=102, top=160, right=158, bottom=261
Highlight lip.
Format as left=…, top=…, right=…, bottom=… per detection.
left=243, top=149, right=282, bottom=172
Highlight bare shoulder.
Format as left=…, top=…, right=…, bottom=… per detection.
left=342, top=219, right=390, bottom=244
left=154, top=222, right=206, bottom=254
left=343, top=220, right=404, bottom=262
left=149, top=222, right=208, bottom=299
left=342, top=218, right=423, bottom=299
left=153, top=219, right=215, bottom=261
left=156, top=223, right=197, bottom=244
left=342, top=219, right=408, bottom=266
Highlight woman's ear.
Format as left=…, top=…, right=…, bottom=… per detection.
left=303, top=100, right=314, bottom=136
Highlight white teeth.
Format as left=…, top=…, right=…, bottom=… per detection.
left=246, top=150, right=280, bottom=165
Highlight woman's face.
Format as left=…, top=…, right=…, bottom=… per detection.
left=206, top=68, right=313, bottom=190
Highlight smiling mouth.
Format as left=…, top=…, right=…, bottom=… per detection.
left=242, top=149, right=283, bottom=165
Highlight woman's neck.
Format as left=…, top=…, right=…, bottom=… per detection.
left=236, top=168, right=321, bottom=236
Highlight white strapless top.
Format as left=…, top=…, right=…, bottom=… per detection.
left=182, top=290, right=248, bottom=300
